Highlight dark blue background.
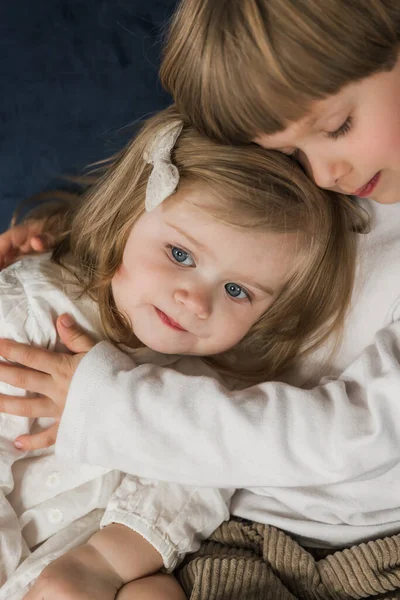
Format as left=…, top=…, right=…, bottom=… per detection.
left=0, top=0, right=176, bottom=230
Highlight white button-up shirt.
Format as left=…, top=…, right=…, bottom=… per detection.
left=0, top=255, right=231, bottom=600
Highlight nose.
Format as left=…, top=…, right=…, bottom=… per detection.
left=301, top=151, right=352, bottom=190
left=173, top=287, right=211, bottom=319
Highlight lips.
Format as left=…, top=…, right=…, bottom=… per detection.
left=352, top=172, right=381, bottom=198
left=155, top=307, right=187, bottom=331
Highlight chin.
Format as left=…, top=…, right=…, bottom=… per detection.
left=373, top=193, right=399, bottom=204
left=134, top=332, right=182, bottom=355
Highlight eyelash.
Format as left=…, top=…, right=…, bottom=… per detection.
left=326, top=116, right=353, bottom=140
left=225, top=284, right=251, bottom=302
left=166, top=244, right=195, bottom=267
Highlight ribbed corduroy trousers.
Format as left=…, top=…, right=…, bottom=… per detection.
left=177, top=519, right=400, bottom=600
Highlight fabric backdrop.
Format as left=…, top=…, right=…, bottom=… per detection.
left=0, top=0, right=176, bottom=231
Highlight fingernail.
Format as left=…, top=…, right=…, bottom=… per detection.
left=60, top=314, right=74, bottom=328
left=14, top=441, right=23, bottom=449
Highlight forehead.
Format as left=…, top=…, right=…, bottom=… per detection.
left=156, top=189, right=300, bottom=287
left=257, top=86, right=353, bottom=149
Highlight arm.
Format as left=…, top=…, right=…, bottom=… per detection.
left=55, top=319, right=400, bottom=488
left=86, top=524, right=163, bottom=583
left=99, top=474, right=233, bottom=571
left=20, top=531, right=128, bottom=600
left=2, top=315, right=400, bottom=489
left=0, top=221, right=48, bottom=269
left=26, top=525, right=163, bottom=598
left=25, top=477, right=232, bottom=598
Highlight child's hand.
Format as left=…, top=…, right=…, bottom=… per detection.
left=23, top=543, right=123, bottom=600
left=0, top=314, right=96, bottom=450
left=0, top=221, right=51, bottom=269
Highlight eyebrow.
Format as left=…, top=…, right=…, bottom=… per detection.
left=246, top=281, right=275, bottom=296
left=301, top=113, right=318, bottom=128
left=165, top=222, right=209, bottom=253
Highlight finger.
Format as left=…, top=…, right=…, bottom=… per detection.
left=0, top=394, right=58, bottom=418
left=14, top=422, right=59, bottom=451
left=0, top=223, right=48, bottom=269
left=0, top=251, right=14, bottom=270
left=30, top=235, right=48, bottom=252
left=0, top=234, right=15, bottom=269
left=0, top=222, right=42, bottom=252
left=0, top=362, right=51, bottom=396
left=0, top=338, right=63, bottom=374
left=0, top=236, right=12, bottom=264
left=0, top=225, right=26, bottom=252
left=57, top=314, right=96, bottom=353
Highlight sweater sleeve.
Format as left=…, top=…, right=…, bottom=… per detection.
left=56, top=319, right=400, bottom=488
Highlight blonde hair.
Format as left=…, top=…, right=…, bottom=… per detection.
left=53, top=106, right=365, bottom=383
left=160, top=0, right=400, bottom=142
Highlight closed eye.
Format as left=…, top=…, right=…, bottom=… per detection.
left=326, top=116, right=352, bottom=140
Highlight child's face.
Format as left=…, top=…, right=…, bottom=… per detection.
left=111, top=186, right=298, bottom=356
left=257, top=52, right=400, bottom=205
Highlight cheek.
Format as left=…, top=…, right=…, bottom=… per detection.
left=111, top=267, right=130, bottom=311
left=215, top=308, right=257, bottom=348
left=382, top=121, right=400, bottom=158
left=111, top=261, right=143, bottom=307
left=360, top=108, right=400, bottom=163
left=112, top=255, right=173, bottom=310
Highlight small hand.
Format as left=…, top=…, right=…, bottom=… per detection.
left=0, top=221, right=51, bottom=269
left=0, top=314, right=96, bottom=451
left=23, top=544, right=122, bottom=600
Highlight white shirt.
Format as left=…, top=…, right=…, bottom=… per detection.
left=54, top=199, right=400, bottom=550
left=0, top=255, right=230, bottom=600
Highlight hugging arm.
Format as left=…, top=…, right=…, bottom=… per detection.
left=56, top=319, right=400, bottom=488
left=3, top=317, right=400, bottom=489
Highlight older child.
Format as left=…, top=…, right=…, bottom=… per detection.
left=161, top=0, right=400, bottom=205
left=0, top=107, right=354, bottom=599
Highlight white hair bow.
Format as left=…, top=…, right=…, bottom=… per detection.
left=143, top=120, right=183, bottom=211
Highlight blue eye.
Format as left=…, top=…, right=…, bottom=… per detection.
left=170, top=246, right=195, bottom=266
left=225, top=282, right=249, bottom=300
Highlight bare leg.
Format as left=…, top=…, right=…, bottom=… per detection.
left=116, top=573, right=187, bottom=600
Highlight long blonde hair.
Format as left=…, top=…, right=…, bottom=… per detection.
left=160, top=0, right=400, bottom=142
left=53, top=106, right=365, bottom=383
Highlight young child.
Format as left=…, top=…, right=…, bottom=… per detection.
left=0, top=107, right=357, bottom=600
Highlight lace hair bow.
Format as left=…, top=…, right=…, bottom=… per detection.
left=144, top=120, right=183, bottom=211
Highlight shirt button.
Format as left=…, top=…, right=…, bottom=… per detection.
left=46, top=471, right=61, bottom=488
left=48, top=508, right=64, bottom=524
